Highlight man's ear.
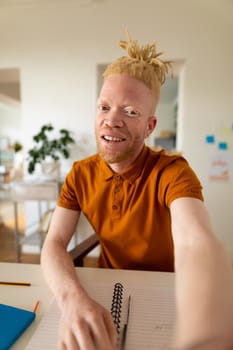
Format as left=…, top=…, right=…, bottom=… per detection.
left=145, top=116, right=157, bottom=138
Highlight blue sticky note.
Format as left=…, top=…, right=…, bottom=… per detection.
left=206, top=135, right=215, bottom=144
left=218, top=142, right=228, bottom=150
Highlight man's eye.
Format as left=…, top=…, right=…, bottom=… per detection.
left=124, top=108, right=140, bottom=117
left=98, top=105, right=109, bottom=112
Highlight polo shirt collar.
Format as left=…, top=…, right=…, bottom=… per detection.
left=100, top=145, right=149, bottom=184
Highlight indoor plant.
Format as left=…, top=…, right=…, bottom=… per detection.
left=27, top=123, right=75, bottom=176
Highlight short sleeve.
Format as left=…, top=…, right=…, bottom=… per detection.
left=57, top=164, right=81, bottom=211
left=158, top=157, right=204, bottom=208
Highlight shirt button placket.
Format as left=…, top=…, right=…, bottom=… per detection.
left=112, top=175, right=122, bottom=219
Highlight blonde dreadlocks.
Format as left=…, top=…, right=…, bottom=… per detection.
left=103, top=30, right=172, bottom=100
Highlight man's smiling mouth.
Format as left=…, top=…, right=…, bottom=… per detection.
left=102, top=135, right=126, bottom=142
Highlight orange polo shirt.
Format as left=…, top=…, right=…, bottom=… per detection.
left=58, top=146, right=203, bottom=272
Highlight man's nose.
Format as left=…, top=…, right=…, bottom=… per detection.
left=103, top=110, right=124, bottom=128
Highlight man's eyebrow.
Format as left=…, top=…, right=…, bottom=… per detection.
left=97, top=98, right=107, bottom=104
left=123, top=104, right=138, bottom=109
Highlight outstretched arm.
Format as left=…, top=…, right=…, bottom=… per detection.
left=41, top=206, right=117, bottom=350
left=171, top=197, right=233, bottom=349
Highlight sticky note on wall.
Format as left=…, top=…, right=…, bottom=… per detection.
left=218, top=142, right=228, bottom=150
left=206, top=135, right=215, bottom=144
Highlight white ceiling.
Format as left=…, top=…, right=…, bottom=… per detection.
left=0, top=0, right=229, bottom=6
left=0, top=0, right=104, bottom=5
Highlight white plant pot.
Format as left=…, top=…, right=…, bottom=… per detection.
left=41, top=161, right=60, bottom=181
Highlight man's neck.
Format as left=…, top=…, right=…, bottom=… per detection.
left=106, top=146, right=145, bottom=174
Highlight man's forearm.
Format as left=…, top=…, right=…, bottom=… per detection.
left=174, top=238, right=233, bottom=348
left=41, top=238, right=87, bottom=308
left=174, top=336, right=233, bottom=350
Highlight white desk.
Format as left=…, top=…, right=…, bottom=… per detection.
left=0, top=263, right=52, bottom=349
left=0, top=263, right=175, bottom=349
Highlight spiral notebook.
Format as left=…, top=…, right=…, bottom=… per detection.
left=26, top=279, right=175, bottom=350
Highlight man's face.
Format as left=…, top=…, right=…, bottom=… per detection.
left=95, top=74, right=157, bottom=171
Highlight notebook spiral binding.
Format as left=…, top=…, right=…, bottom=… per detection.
left=111, top=282, right=124, bottom=334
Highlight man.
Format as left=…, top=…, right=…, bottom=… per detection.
left=41, top=32, right=233, bottom=350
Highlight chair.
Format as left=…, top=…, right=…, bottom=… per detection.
left=69, top=233, right=99, bottom=267
left=12, top=181, right=59, bottom=262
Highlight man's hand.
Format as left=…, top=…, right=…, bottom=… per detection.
left=58, top=291, right=118, bottom=350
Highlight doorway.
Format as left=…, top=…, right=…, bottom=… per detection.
left=0, top=68, right=22, bottom=187
left=0, top=68, right=21, bottom=141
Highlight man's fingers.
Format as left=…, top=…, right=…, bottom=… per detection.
left=58, top=298, right=118, bottom=350
left=104, top=310, right=118, bottom=347
left=58, top=327, right=81, bottom=350
left=82, top=309, right=118, bottom=350
left=72, top=319, right=96, bottom=350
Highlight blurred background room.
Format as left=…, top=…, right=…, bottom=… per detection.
left=0, top=0, right=233, bottom=264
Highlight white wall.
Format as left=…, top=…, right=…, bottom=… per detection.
left=0, top=0, right=233, bottom=254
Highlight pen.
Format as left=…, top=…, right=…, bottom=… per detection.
left=0, top=281, right=31, bottom=286
left=33, top=300, right=40, bottom=313
left=121, top=295, right=131, bottom=350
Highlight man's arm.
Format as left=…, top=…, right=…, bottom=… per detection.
left=40, top=206, right=117, bottom=350
left=171, top=197, right=233, bottom=349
